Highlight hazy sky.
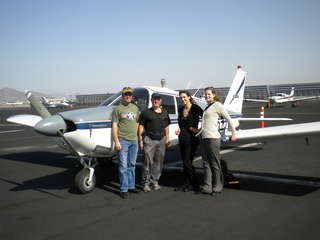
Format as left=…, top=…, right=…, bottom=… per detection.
left=1, top=0, right=320, bottom=95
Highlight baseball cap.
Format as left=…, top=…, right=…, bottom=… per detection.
left=151, top=92, right=162, bottom=99
left=122, top=87, right=132, bottom=94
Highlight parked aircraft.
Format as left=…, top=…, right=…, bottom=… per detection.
left=6, top=102, right=23, bottom=106
left=41, top=97, right=72, bottom=109
left=245, top=87, right=319, bottom=107
left=7, top=67, right=320, bottom=193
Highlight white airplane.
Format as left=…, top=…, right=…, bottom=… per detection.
left=7, top=67, right=320, bottom=194
left=245, top=87, right=319, bottom=107
left=6, top=101, right=23, bottom=106
left=41, top=96, right=72, bottom=109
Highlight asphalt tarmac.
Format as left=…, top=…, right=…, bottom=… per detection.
left=1, top=102, right=320, bottom=240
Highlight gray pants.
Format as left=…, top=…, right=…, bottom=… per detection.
left=142, top=136, right=166, bottom=186
left=200, top=138, right=223, bottom=193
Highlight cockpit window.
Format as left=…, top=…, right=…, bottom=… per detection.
left=175, top=96, right=206, bottom=111
left=132, top=88, right=149, bottom=112
left=160, top=95, right=176, bottom=114
left=175, top=97, right=184, bottom=110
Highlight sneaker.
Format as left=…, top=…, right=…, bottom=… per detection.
left=201, top=189, right=212, bottom=194
left=152, top=184, right=161, bottom=191
left=143, top=186, right=151, bottom=192
left=119, top=192, right=128, bottom=199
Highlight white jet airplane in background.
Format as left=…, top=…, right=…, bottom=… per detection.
left=245, top=87, right=319, bottom=107
left=7, top=66, right=320, bottom=194
left=41, top=96, right=72, bottom=109
left=6, top=101, right=23, bottom=106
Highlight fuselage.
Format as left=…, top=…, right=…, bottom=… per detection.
left=271, top=93, right=294, bottom=104
left=37, top=86, right=242, bottom=158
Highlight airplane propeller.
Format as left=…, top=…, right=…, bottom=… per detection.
left=34, top=115, right=67, bottom=136
left=25, top=90, right=51, bottom=118
left=25, top=90, right=96, bottom=193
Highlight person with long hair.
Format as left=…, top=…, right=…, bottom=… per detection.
left=175, top=90, right=203, bottom=193
left=195, top=87, right=237, bottom=196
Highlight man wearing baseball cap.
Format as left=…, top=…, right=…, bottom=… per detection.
left=138, top=92, right=171, bottom=192
left=110, top=87, right=141, bottom=199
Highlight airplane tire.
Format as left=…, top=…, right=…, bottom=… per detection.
left=220, top=159, right=228, bottom=180
left=74, top=169, right=96, bottom=194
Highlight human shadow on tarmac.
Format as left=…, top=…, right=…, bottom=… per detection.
left=1, top=151, right=319, bottom=197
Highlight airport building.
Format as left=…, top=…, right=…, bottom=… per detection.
left=75, top=82, right=320, bottom=107
left=76, top=93, right=114, bottom=107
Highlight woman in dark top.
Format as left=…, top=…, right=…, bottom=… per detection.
left=175, top=90, right=203, bottom=193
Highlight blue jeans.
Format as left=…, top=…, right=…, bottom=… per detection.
left=117, top=138, right=138, bottom=192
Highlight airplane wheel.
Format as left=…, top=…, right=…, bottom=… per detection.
left=220, top=159, right=228, bottom=180
left=74, top=169, right=96, bottom=194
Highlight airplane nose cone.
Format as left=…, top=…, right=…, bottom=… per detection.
left=34, top=115, right=67, bottom=136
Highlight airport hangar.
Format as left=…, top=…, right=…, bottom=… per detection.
left=75, top=82, right=320, bottom=107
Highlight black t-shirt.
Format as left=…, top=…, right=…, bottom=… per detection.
left=139, top=107, right=171, bottom=140
left=178, top=104, right=203, bottom=141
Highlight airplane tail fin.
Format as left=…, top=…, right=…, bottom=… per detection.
left=223, top=66, right=247, bottom=114
left=290, top=87, right=294, bottom=96
left=42, top=96, right=49, bottom=104
left=26, top=90, right=51, bottom=118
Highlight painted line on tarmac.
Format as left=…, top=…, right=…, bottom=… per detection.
left=0, top=130, right=24, bottom=134
left=0, top=124, right=22, bottom=126
left=220, top=142, right=262, bottom=154
left=1, top=144, right=59, bottom=152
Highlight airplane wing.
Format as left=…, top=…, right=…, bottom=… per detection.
left=7, top=114, right=43, bottom=127
left=234, top=121, right=320, bottom=142
left=239, top=118, right=292, bottom=122
left=289, top=96, right=320, bottom=102
left=244, top=98, right=269, bottom=103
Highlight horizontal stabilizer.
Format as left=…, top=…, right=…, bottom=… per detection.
left=7, top=114, right=43, bottom=127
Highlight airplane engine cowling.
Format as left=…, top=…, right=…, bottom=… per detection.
left=34, top=115, right=67, bottom=136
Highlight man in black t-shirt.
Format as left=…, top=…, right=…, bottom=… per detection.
left=138, top=93, right=171, bottom=192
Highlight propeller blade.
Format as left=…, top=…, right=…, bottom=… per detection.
left=25, top=90, right=51, bottom=118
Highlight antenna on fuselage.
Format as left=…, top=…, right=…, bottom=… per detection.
left=186, top=81, right=191, bottom=90
left=193, top=82, right=204, bottom=97
left=161, top=78, right=166, bottom=87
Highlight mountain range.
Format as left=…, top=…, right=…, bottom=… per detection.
left=0, top=88, right=56, bottom=102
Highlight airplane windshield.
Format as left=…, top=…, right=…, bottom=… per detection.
left=132, top=88, right=149, bottom=112
left=98, top=91, right=122, bottom=107
left=98, top=88, right=150, bottom=112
